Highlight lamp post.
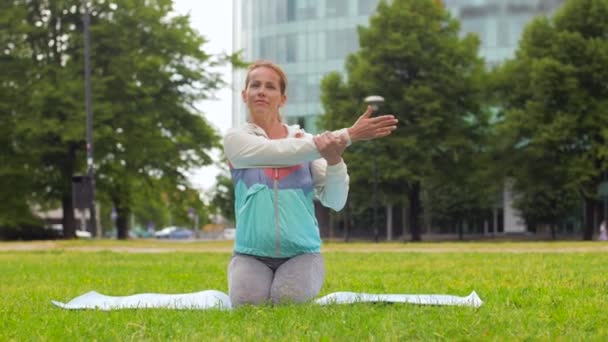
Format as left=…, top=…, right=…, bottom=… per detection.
left=83, top=2, right=97, bottom=237
left=364, top=95, right=385, bottom=243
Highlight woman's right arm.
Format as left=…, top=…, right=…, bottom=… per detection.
left=225, top=106, right=398, bottom=169
left=223, top=128, right=350, bottom=169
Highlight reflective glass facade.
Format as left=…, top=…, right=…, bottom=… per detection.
left=232, top=0, right=564, bottom=130
left=232, top=0, right=381, bottom=131
left=445, top=0, right=565, bottom=67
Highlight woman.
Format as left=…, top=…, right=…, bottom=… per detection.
left=223, top=60, right=398, bottom=307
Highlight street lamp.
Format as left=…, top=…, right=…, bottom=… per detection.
left=364, top=95, right=385, bottom=243
left=83, top=2, right=97, bottom=237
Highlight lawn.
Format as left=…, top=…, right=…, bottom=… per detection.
left=1, top=240, right=607, bottom=341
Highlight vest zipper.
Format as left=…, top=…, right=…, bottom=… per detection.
left=274, top=168, right=280, bottom=256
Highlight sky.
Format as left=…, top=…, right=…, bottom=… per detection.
left=172, top=0, right=234, bottom=193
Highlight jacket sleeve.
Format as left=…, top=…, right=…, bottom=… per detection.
left=224, top=127, right=351, bottom=169
left=312, top=158, right=349, bottom=211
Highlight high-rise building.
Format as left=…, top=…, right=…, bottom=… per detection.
left=232, top=0, right=564, bottom=130
left=445, top=0, right=565, bottom=67
left=232, top=0, right=382, bottom=131
left=231, top=0, right=566, bottom=236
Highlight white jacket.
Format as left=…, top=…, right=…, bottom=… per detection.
left=224, top=123, right=351, bottom=210
left=223, top=123, right=350, bottom=257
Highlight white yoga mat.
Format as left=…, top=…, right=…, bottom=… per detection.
left=52, top=290, right=483, bottom=310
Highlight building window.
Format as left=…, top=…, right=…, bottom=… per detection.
left=242, top=0, right=249, bottom=28
left=287, top=0, right=296, bottom=21
left=507, top=3, right=534, bottom=14
left=289, top=74, right=307, bottom=103
left=287, top=0, right=317, bottom=21
left=460, top=4, right=499, bottom=18
left=326, top=29, right=358, bottom=59
left=276, top=35, right=287, bottom=63
left=327, top=0, right=349, bottom=18
left=460, top=17, right=487, bottom=44
left=307, top=74, right=321, bottom=103
left=358, top=0, right=379, bottom=16
left=286, top=33, right=297, bottom=63
left=260, top=36, right=277, bottom=61
left=274, top=0, right=287, bottom=23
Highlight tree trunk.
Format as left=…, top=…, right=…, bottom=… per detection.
left=344, top=198, right=351, bottom=242
left=492, top=206, right=498, bottom=236
left=386, top=203, right=393, bottom=241
left=61, top=195, right=76, bottom=239
left=458, top=220, right=464, bottom=241
left=409, top=182, right=422, bottom=241
left=61, top=144, right=78, bottom=239
left=329, top=211, right=335, bottom=239
left=114, top=194, right=130, bottom=240
left=402, top=203, right=408, bottom=240
left=583, top=197, right=595, bottom=241
left=116, top=204, right=130, bottom=240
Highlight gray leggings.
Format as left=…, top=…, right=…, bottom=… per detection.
left=227, top=253, right=325, bottom=307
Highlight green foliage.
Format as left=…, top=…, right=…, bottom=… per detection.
left=0, top=0, right=86, bottom=237
left=0, top=0, right=233, bottom=238
left=319, top=0, right=488, bottom=239
left=88, top=0, right=222, bottom=237
left=210, top=162, right=235, bottom=224
left=491, top=0, right=608, bottom=238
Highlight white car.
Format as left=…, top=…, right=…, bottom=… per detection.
left=223, top=228, right=236, bottom=240
left=154, top=226, right=178, bottom=238
left=76, top=230, right=92, bottom=238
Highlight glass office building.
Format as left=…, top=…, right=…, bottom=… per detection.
left=232, top=0, right=564, bottom=131
left=445, top=0, right=565, bottom=67
left=231, top=0, right=566, bottom=235
left=232, top=0, right=381, bottom=131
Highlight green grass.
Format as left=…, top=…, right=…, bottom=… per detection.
left=1, top=241, right=607, bottom=341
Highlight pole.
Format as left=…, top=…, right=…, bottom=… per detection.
left=364, top=96, right=385, bottom=243
left=373, top=142, right=378, bottom=242
left=83, top=3, right=97, bottom=237
left=604, top=171, right=608, bottom=224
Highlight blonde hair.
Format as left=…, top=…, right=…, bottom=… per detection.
left=244, top=60, right=288, bottom=95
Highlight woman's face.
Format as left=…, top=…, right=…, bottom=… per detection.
left=242, top=66, right=286, bottom=122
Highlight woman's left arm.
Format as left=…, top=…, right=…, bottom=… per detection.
left=311, top=159, right=349, bottom=211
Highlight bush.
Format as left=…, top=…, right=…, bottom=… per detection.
left=0, top=224, right=61, bottom=241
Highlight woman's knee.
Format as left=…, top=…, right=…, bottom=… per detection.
left=270, top=253, right=325, bottom=305
left=228, top=255, right=273, bottom=307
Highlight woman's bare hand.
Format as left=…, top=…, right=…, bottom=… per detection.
left=313, top=131, right=347, bottom=165
left=348, top=106, right=398, bottom=142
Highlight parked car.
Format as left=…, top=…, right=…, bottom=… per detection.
left=76, top=230, right=92, bottom=239
left=154, top=226, right=194, bottom=239
left=223, top=228, right=236, bottom=240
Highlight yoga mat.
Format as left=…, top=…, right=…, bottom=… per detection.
left=52, top=290, right=483, bottom=310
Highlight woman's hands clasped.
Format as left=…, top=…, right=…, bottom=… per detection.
left=313, top=131, right=347, bottom=166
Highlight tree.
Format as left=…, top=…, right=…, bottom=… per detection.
left=0, top=0, right=89, bottom=238
left=0, top=3, right=35, bottom=229
left=319, top=0, right=487, bottom=241
left=89, top=0, right=223, bottom=239
left=491, top=0, right=608, bottom=240
left=210, top=162, right=235, bottom=225
left=1, top=0, right=229, bottom=239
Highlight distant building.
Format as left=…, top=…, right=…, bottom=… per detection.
left=232, top=0, right=564, bottom=130
left=445, top=0, right=565, bottom=67
left=232, top=0, right=381, bottom=132
left=231, top=0, right=565, bottom=236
